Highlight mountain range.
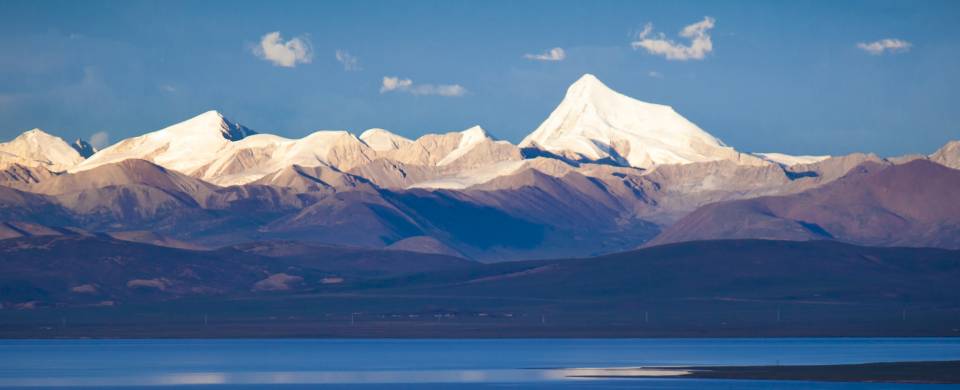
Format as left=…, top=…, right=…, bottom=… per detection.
left=3, top=74, right=959, bottom=337
left=1, top=74, right=958, bottom=261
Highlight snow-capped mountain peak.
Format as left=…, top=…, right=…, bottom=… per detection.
left=71, top=109, right=376, bottom=184
left=359, top=128, right=413, bottom=152
left=0, top=128, right=85, bottom=171
left=520, top=74, right=765, bottom=169
left=16, top=128, right=68, bottom=145
left=167, top=110, right=256, bottom=141
left=193, top=129, right=374, bottom=185
left=564, top=73, right=612, bottom=100
left=436, top=125, right=492, bottom=166
left=73, top=110, right=256, bottom=174
left=458, top=125, right=489, bottom=144
left=931, top=139, right=960, bottom=169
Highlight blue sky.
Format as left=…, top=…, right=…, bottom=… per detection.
left=1, top=0, right=958, bottom=156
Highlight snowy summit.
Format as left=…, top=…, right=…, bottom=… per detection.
left=521, top=74, right=765, bottom=169
left=0, top=128, right=84, bottom=171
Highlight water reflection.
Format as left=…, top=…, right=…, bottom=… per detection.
left=558, top=367, right=692, bottom=377
left=0, top=368, right=592, bottom=386
left=2, top=338, right=958, bottom=388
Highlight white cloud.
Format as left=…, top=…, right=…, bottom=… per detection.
left=857, top=38, right=912, bottom=55
left=159, top=84, right=176, bottom=93
left=335, top=50, right=361, bottom=71
left=380, top=76, right=467, bottom=97
left=648, top=71, right=663, bottom=78
left=252, top=32, right=312, bottom=67
left=381, top=77, right=413, bottom=92
left=631, top=16, right=715, bottom=61
left=89, top=131, right=109, bottom=149
left=524, top=47, right=566, bottom=61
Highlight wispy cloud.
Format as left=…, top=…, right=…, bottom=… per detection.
left=648, top=71, right=663, bottom=78
left=524, top=47, right=566, bottom=61
left=159, top=84, right=176, bottom=93
left=857, top=38, right=912, bottom=55
left=252, top=32, right=312, bottom=67
left=380, top=76, right=467, bottom=97
left=89, top=131, right=110, bottom=149
left=335, top=50, right=360, bottom=71
left=631, top=16, right=715, bottom=61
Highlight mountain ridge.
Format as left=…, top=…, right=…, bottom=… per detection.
left=647, top=159, right=960, bottom=249
left=4, top=74, right=954, bottom=189
left=0, top=74, right=958, bottom=260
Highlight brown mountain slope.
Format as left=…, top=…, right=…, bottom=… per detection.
left=249, top=164, right=374, bottom=193
left=373, top=239, right=960, bottom=307
left=647, top=159, right=960, bottom=248
left=0, top=185, right=72, bottom=225
left=0, top=146, right=944, bottom=261
left=0, top=235, right=473, bottom=307
left=30, top=159, right=218, bottom=200
left=3, top=238, right=958, bottom=337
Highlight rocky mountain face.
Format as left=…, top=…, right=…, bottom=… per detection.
left=0, top=74, right=957, bottom=260
left=649, top=160, right=960, bottom=249
left=70, top=139, right=97, bottom=158
left=931, top=140, right=960, bottom=169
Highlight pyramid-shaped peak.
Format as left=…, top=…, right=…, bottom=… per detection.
left=566, top=73, right=617, bottom=95
left=359, top=128, right=413, bottom=152
left=931, top=139, right=960, bottom=170
left=197, top=109, right=224, bottom=118
left=563, top=73, right=667, bottom=109
left=461, top=125, right=488, bottom=137
left=7, top=128, right=74, bottom=151
left=520, top=74, right=765, bottom=168
left=18, top=128, right=61, bottom=140
left=570, top=73, right=603, bottom=87
left=171, top=110, right=256, bottom=141
left=173, top=110, right=228, bottom=128
left=185, top=110, right=227, bottom=124
left=0, top=128, right=84, bottom=171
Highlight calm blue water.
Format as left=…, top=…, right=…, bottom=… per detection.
left=1, top=338, right=959, bottom=389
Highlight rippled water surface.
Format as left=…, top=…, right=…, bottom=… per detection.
left=1, top=338, right=959, bottom=388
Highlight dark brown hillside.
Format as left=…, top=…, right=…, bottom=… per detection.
left=3, top=238, right=957, bottom=338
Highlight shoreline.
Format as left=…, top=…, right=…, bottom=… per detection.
left=566, top=360, right=960, bottom=384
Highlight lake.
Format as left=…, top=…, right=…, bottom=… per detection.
left=1, top=338, right=959, bottom=388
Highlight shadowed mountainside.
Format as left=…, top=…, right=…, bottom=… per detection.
left=648, top=159, right=960, bottom=249
left=0, top=152, right=917, bottom=261
left=0, top=235, right=473, bottom=307
left=1, top=237, right=957, bottom=337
